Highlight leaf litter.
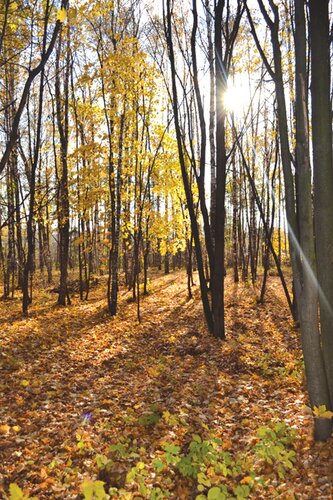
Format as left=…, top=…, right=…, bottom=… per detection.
left=0, top=271, right=332, bottom=498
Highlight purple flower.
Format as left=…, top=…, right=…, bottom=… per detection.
left=82, top=412, right=92, bottom=423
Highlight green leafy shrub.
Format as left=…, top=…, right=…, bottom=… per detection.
left=138, top=404, right=162, bottom=427
left=253, top=421, right=297, bottom=478
left=83, top=420, right=297, bottom=498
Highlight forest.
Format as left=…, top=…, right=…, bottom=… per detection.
left=0, top=0, right=333, bottom=498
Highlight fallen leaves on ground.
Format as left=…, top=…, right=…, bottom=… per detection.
left=0, top=270, right=332, bottom=499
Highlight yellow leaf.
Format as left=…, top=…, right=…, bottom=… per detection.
left=57, top=8, right=67, bottom=23
left=319, top=410, right=333, bottom=419
left=163, top=410, right=170, bottom=422
left=21, top=379, right=30, bottom=387
left=241, top=476, right=253, bottom=485
left=9, top=483, right=24, bottom=500
left=12, top=426, right=21, bottom=432
left=313, top=404, right=333, bottom=418
left=9, top=1, right=18, bottom=10
left=40, top=467, right=48, bottom=479
left=147, top=366, right=159, bottom=377
left=0, top=424, right=10, bottom=434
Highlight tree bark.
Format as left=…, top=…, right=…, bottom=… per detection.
left=164, top=0, right=214, bottom=334
left=247, top=1, right=300, bottom=321
left=55, top=30, right=70, bottom=306
left=309, top=0, right=333, bottom=413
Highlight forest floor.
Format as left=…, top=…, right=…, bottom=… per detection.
left=0, top=270, right=332, bottom=499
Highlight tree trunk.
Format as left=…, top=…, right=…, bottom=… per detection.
left=55, top=31, right=70, bottom=306
left=164, top=0, right=214, bottom=333
left=247, top=1, right=300, bottom=321
left=205, top=0, right=216, bottom=245
left=309, top=0, right=333, bottom=413
left=0, top=0, right=69, bottom=178
left=212, top=0, right=227, bottom=340
left=232, top=157, right=239, bottom=283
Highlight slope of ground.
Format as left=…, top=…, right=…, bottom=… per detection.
left=0, top=270, right=332, bottom=499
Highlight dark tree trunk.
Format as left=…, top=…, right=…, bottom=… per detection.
left=0, top=0, right=69, bottom=178
left=164, top=0, right=214, bottom=333
left=309, top=0, right=333, bottom=416
left=23, top=2, right=50, bottom=313
left=212, top=0, right=227, bottom=340
left=55, top=31, right=70, bottom=306
left=247, top=1, right=300, bottom=321
left=108, top=111, right=124, bottom=315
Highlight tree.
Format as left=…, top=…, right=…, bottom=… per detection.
left=309, top=0, right=333, bottom=420
left=246, top=0, right=332, bottom=440
left=164, top=0, right=214, bottom=333
left=22, top=0, right=51, bottom=313
left=55, top=26, right=71, bottom=306
left=213, top=0, right=244, bottom=339
left=0, top=1, right=69, bottom=177
left=163, top=0, right=243, bottom=338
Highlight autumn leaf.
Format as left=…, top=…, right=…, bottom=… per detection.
left=81, top=479, right=107, bottom=500
left=0, top=423, right=10, bottom=434
left=9, top=484, right=25, bottom=500
left=313, top=405, right=333, bottom=419
left=81, top=480, right=94, bottom=500
left=9, top=483, right=38, bottom=500
left=241, top=476, right=254, bottom=485
left=57, top=8, right=67, bottom=23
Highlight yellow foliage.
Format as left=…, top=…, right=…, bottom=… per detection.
left=57, top=8, right=67, bottom=23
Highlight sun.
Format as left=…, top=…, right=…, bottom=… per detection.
left=222, top=77, right=251, bottom=117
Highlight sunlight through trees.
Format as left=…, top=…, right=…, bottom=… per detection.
left=0, top=0, right=333, bottom=496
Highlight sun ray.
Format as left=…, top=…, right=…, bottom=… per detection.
left=223, top=77, right=251, bottom=117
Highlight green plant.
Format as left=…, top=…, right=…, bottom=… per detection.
left=96, top=454, right=113, bottom=470
left=150, top=486, right=172, bottom=499
left=76, top=432, right=93, bottom=454
left=159, top=435, right=246, bottom=497
left=253, top=421, right=297, bottom=478
left=138, top=403, right=162, bottom=427
left=81, top=479, right=109, bottom=499
left=196, top=485, right=229, bottom=500
left=84, top=423, right=296, bottom=499
left=107, top=437, right=141, bottom=460
left=177, top=435, right=221, bottom=478
left=126, top=461, right=149, bottom=496
left=233, top=484, right=251, bottom=499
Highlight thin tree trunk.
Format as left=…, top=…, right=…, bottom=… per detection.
left=55, top=30, right=70, bottom=306
left=23, top=1, right=50, bottom=314
left=164, top=0, right=214, bottom=333
left=0, top=0, right=69, bottom=177
left=246, top=1, right=300, bottom=321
